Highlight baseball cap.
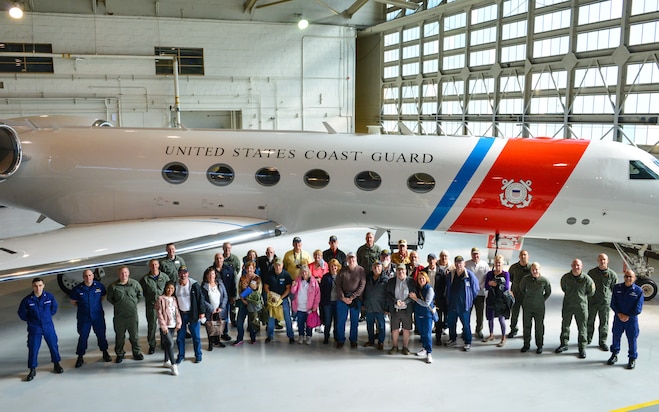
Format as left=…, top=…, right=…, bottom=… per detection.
left=454, top=255, right=464, bottom=263
left=293, top=236, right=302, bottom=243
left=178, top=266, right=189, bottom=273
left=329, top=235, right=338, bottom=242
left=427, top=253, right=437, bottom=260
left=398, top=239, right=407, bottom=245
left=380, top=249, right=391, bottom=256
left=471, top=247, right=480, bottom=254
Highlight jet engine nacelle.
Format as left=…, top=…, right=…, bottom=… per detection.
left=0, top=124, right=22, bottom=182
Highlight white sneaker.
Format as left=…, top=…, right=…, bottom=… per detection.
left=463, top=344, right=471, bottom=352
left=305, top=336, right=312, bottom=345
left=416, top=349, right=427, bottom=357
left=171, top=364, right=178, bottom=376
left=426, top=353, right=433, bottom=364
left=163, top=360, right=171, bottom=368
left=298, top=336, right=304, bottom=344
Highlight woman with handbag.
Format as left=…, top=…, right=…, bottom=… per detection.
left=409, top=271, right=435, bottom=364
left=201, top=267, right=228, bottom=351
left=483, top=255, right=511, bottom=347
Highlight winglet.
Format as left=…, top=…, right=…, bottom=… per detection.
left=323, top=122, right=337, bottom=134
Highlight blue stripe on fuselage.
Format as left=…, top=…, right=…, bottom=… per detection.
left=421, top=137, right=496, bottom=230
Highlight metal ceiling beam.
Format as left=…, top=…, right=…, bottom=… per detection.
left=243, top=0, right=258, bottom=13
left=371, top=0, right=419, bottom=10
left=344, top=0, right=369, bottom=18
left=255, top=0, right=293, bottom=9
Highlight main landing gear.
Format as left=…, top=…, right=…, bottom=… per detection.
left=614, top=243, right=657, bottom=301
left=57, top=267, right=105, bottom=294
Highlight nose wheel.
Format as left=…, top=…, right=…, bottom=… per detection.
left=635, top=277, right=658, bottom=301
left=614, top=243, right=656, bottom=301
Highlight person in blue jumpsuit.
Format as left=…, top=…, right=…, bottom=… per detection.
left=17, top=277, right=63, bottom=382
left=70, top=269, right=112, bottom=367
left=607, top=269, right=644, bottom=370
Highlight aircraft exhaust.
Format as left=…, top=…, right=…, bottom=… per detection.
left=0, top=125, right=22, bottom=182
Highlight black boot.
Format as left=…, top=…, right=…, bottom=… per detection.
left=26, top=368, right=36, bottom=381
left=208, top=338, right=214, bottom=351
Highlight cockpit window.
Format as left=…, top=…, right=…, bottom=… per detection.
left=629, top=160, right=659, bottom=180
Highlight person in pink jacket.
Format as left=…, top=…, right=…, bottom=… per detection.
left=155, top=282, right=182, bottom=376
left=291, top=265, right=321, bottom=345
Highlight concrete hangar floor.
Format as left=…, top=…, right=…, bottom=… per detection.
left=0, top=211, right=658, bottom=412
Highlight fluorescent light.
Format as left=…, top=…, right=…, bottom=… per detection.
left=9, top=3, right=23, bottom=19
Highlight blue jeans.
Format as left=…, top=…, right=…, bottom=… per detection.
left=417, top=311, right=433, bottom=353
left=297, top=311, right=312, bottom=337
left=447, top=309, right=472, bottom=344
left=235, top=301, right=252, bottom=342
left=321, top=301, right=337, bottom=342
left=267, top=297, right=293, bottom=339
left=177, top=312, right=201, bottom=362
left=336, top=300, right=361, bottom=344
left=365, top=312, right=386, bottom=344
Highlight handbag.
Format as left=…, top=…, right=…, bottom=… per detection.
left=205, top=317, right=225, bottom=337
left=430, top=306, right=440, bottom=323
left=307, top=311, right=322, bottom=328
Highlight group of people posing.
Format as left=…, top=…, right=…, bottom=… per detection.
left=17, top=234, right=645, bottom=381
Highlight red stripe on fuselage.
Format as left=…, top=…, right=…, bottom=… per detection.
left=448, top=139, right=589, bottom=235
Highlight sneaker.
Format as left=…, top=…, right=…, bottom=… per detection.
left=377, top=343, right=384, bottom=351
left=388, top=346, right=398, bottom=355
left=305, top=336, right=311, bottom=345
left=401, top=347, right=410, bottom=355
left=462, top=344, right=471, bottom=352
left=445, top=340, right=456, bottom=347
left=250, top=339, right=256, bottom=344
left=171, top=364, right=178, bottom=376
left=426, top=353, right=433, bottom=364
left=232, top=340, right=244, bottom=347
left=163, top=360, right=172, bottom=368
left=298, top=336, right=304, bottom=344
left=416, top=349, right=427, bottom=357
left=265, top=336, right=273, bottom=343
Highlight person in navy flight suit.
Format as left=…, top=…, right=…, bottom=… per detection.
left=607, top=269, right=644, bottom=370
left=70, top=269, right=112, bottom=367
left=17, top=277, right=64, bottom=382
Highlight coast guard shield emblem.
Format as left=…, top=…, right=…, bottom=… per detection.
left=499, top=179, right=532, bottom=208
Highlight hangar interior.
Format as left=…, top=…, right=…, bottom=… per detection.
left=1, top=1, right=659, bottom=411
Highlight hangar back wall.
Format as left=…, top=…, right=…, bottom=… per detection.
left=0, top=13, right=356, bottom=131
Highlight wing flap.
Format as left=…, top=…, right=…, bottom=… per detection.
left=0, top=216, right=285, bottom=282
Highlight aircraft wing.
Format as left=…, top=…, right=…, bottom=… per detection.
left=0, top=216, right=285, bottom=282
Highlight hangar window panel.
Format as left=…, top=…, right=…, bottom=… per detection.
left=384, top=65, right=399, bottom=79
left=503, top=0, right=528, bottom=17
left=532, top=71, right=567, bottom=90
left=622, top=125, right=659, bottom=145
left=428, top=0, right=442, bottom=9
left=501, top=44, right=526, bottom=63
left=403, top=27, right=420, bottom=42
left=574, top=66, right=618, bottom=87
left=403, top=45, right=420, bottom=59
left=255, top=167, right=281, bottom=187
left=500, top=75, right=525, bottom=92
left=472, top=4, right=498, bottom=25
left=467, top=121, right=492, bottom=136
left=530, top=97, right=565, bottom=114
left=444, top=13, right=466, bottom=31
left=502, top=21, right=527, bottom=40
left=625, top=93, right=659, bottom=113
left=386, top=9, right=400, bottom=21
left=632, top=0, right=659, bottom=15
left=533, top=36, right=570, bottom=58
left=155, top=47, right=204, bottom=75
left=535, top=0, right=568, bottom=9
left=573, top=95, right=615, bottom=114
left=384, top=49, right=400, bottom=63
left=469, top=78, right=494, bottom=94
left=441, top=121, right=464, bottom=135
left=441, top=101, right=464, bottom=115
left=402, top=85, right=418, bottom=98
left=424, top=21, right=440, bottom=37
left=528, top=123, right=562, bottom=138
left=579, top=0, right=623, bottom=25
left=383, top=103, right=398, bottom=115
left=422, top=82, right=438, bottom=97
left=423, top=59, right=438, bottom=73
left=468, top=100, right=493, bottom=115
left=444, top=33, right=466, bottom=50
left=498, top=122, right=523, bottom=138
left=407, top=173, right=436, bottom=193
left=627, top=63, right=659, bottom=85
left=401, top=102, right=418, bottom=115
left=443, top=54, right=465, bottom=70
left=570, top=123, right=613, bottom=140
left=382, top=120, right=398, bottom=133
left=383, top=85, right=398, bottom=100
left=534, top=10, right=571, bottom=34
left=421, top=120, right=438, bottom=134
left=354, top=171, right=382, bottom=191
left=470, top=49, right=496, bottom=67
left=629, top=22, right=659, bottom=45
left=384, top=32, right=400, bottom=46
left=471, top=27, right=497, bottom=46
left=423, top=40, right=439, bottom=56
left=0, top=43, right=53, bottom=73
left=576, top=28, right=621, bottom=52
left=442, top=80, right=464, bottom=95
left=499, top=98, right=524, bottom=114
left=421, top=101, right=437, bottom=114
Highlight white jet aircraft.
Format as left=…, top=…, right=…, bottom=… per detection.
left=0, top=116, right=658, bottom=298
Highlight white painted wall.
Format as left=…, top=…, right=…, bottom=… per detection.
left=0, top=13, right=356, bottom=131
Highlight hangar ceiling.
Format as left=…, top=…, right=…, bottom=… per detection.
left=4, top=0, right=393, bottom=29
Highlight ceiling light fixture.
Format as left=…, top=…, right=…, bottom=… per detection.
left=9, top=3, right=23, bottom=19
left=296, top=15, right=309, bottom=30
